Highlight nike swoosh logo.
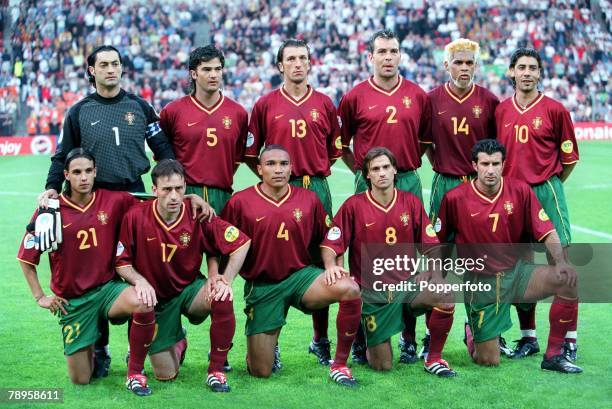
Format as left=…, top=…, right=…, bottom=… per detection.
left=345, top=331, right=357, bottom=337
left=187, top=122, right=198, bottom=127
left=504, top=123, right=512, bottom=127
left=437, top=111, right=447, bottom=115
left=256, top=216, right=266, bottom=222
left=365, top=222, right=376, bottom=227
left=91, top=120, right=100, bottom=126
left=216, top=346, right=231, bottom=352
left=560, top=319, right=573, bottom=323
left=274, top=114, right=284, bottom=119
left=147, top=237, right=157, bottom=241
left=62, top=223, right=72, bottom=228
left=470, top=212, right=480, bottom=217
left=368, top=105, right=377, bottom=110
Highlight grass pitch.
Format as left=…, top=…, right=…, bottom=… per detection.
left=0, top=142, right=610, bottom=409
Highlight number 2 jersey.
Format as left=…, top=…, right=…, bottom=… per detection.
left=115, top=200, right=250, bottom=301
left=17, top=189, right=138, bottom=299
left=221, top=184, right=329, bottom=283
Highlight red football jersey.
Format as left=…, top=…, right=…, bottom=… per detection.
left=321, top=189, right=440, bottom=284
left=496, top=94, right=579, bottom=185
left=159, top=94, right=248, bottom=189
left=338, top=76, right=432, bottom=171
left=246, top=86, right=342, bottom=177
left=429, top=83, right=499, bottom=175
left=437, top=178, right=556, bottom=274
left=116, top=200, right=250, bottom=300
left=17, top=190, right=138, bottom=298
left=221, top=184, right=329, bottom=282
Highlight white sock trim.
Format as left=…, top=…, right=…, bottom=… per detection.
left=521, top=329, right=536, bottom=338
left=565, top=331, right=577, bottom=339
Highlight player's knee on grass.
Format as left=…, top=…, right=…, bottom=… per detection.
left=248, top=359, right=273, bottom=378
left=474, top=339, right=501, bottom=366
left=150, top=350, right=179, bottom=381
left=66, top=348, right=93, bottom=385
left=368, top=341, right=393, bottom=371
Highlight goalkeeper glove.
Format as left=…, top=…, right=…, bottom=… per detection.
left=34, top=199, right=60, bottom=252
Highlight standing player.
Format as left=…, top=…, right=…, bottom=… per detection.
left=115, top=160, right=251, bottom=392
left=245, top=39, right=342, bottom=365
left=321, top=147, right=456, bottom=377
left=17, top=149, right=157, bottom=396
left=338, top=29, right=432, bottom=364
left=160, top=45, right=248, bottom=215
left=221, top=145, right=362, bottom=387
left=437, top=139, right=582, bottom=374
left=36, top=45, right=176, bottom=376
left=422, top=38, right=499, bottom=359
left=496, top=48, right=579, bottom=360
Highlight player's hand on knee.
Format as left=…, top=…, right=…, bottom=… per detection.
left=135, top=278, right=157, bottom=307
left=324, top=266, right=349, bottom=286
left=38, top=295, right=68, bottom=315
left=211, top=276, right=232, bottom=302
left=37, top=189, right=59, bottom=208
left=554, top=262, right=577, bottom=288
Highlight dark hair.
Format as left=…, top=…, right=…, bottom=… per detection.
left=86, top=45, right=122, bottom=85
left=151, top=159, right=185, bottom=186
left=509, top=47, right=542, bottom=87
left=276, top=38, right=311, bottom=65
left=471, top=139, right=506, bottom=162
left=63, top=148, right=96, bottom=194
left=259, top=144, right=290, bottom=162
left=361, top=147, right=397, bottom=188
left=188, top=45, right=225, bottom=91
left=368, top=29, right=399, bottom=53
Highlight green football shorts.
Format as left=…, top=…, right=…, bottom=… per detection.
left=186, top=184, right=232, bottom=215
left=289, top=175, right=332, bottom=217
left=59, top=280, right=129, bottom=355
left=361, top=286, right=424, bottom=346
left=149, top=277, right=207, bottom=355
left=531, top=176, right=571, bottom=247
left=243, top=265, right=322, bottom=336
left=354, top=170, right=423, bottom=202
left=429, top=172, right=474, bottom=223
left=464, top=260, right=537, bottom=343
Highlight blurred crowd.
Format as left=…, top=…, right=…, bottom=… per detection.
left=2, top=0, right=610, bottom=136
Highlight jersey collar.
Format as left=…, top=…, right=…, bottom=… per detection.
left=280, top=85, right=313, bottom=106
left=60, top=191, right=97, bottom=213
left=470, top=178, right=504, bottom=204
left=366, top=188, right=397, bottom=213
left=255, top=183, right=292, bottom=207
left=368, top=76, right=402, bottom=96
left=152, top=200, right=185, bottom=231
left=512, top=92, right=544, bottom=114
left=444, top=82, right=475, bottom=104
left=189, top=92, right=224, bottom=115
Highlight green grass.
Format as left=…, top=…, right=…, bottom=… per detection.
left=0, top=142, right=611, bottom=409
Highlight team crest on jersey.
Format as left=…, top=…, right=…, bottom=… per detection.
left=179, top=232, right=191, bottom=247
left=293, top=208, right=303, bottom=222
left=472, top=105, right=482, bottom=118
left=97, top=211, right=109, bottom=225
left=222, top=116, right=232, bottom=129
left=224, top=226, right=240, bottom=242
left=400, top=212, right=410, bottom=226
left=532, top=117, right=543, bottom=130
left=561, top=140, right=574, bottom=154
left=538, top=209, right=550, bottom=221
left=504, top=200, right=514, bottom=215
left=124, top=112, right=136, bottom=126
left=402, top=96, right=412, bottom=108
left=310, top=109, right=320, bottom=122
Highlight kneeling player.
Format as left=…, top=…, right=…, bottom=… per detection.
left=17, top=149, right=158, bottom=395
left=321, top=147, right=456, bottom=376
left=116, top=160, right=250, bottom=392
left=221, top=145, right=362, bottom=386
left=437, top=139, right=581, bottom=373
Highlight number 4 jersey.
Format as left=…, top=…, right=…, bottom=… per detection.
left=17, top=189, right=138, bottom=298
